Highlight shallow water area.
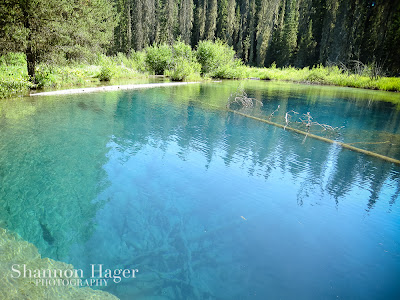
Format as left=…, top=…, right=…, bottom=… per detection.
left=0, top=81, right=400, bottom=299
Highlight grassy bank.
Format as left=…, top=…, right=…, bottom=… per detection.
left=246, top=64, right=400, bottom=92
left=1, top=41, right=400, bottom=99
left=0, top=52, right=149, bottom=98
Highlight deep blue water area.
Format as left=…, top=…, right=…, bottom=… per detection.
left=0, top=81, right=400, bottom=299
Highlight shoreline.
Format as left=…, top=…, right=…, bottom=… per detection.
left=30, top=82, right=201, bottom=96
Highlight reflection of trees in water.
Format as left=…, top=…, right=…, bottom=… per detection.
left=0, top=93, right=120, bottom=260
left=94, top=93, right=400, bottom=298
left=241, top=81, right=400, bottom=161
left=113, top=89, right=400, bottom=210
left=1, top=85, right=399, bottom=299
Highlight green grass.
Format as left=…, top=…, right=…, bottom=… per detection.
left=0, top=53, right=149, bottom=98
left=0, top=66, right=32, bottom=98
left=245, top=65, right=400, bottom=92
left=0, top=53, right=32, bottom=98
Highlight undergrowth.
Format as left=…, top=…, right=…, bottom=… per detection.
left=1, top=41, right=399, bottom=98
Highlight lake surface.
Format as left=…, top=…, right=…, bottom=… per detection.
left=1, top=81, right=400, bottom=299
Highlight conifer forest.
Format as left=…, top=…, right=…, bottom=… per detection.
left=112, top=0, right=400, bottom=74
left=1, top=0, right=400, bottom=76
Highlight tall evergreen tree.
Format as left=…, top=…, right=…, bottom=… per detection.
left=384, top=2, right=400, bottom=75
left=226, top=0, right=238, bottom=46
left=113, top=0, right=132, bottom=54
left=143, top=0, right=157, bottom=46
left=132, top=0, right=144, bottom=50
left=247, top=0, right=257, bottom=64
left=205, top=0, right=218, bottom=40
left=266, top=0, right=285, bottom=66
left=179, top=0, right=194, bottom=44
left=216, top=0, right=228, bottom=42
left=158, top=0, right=177, bottom=44
left=295, top=0, right=316, bottom=67
left=256, top=0, right=280, bottom=66
left=192, top=0, right=207, bottom=45
left=279, top=0, right=299, bottom=66
left=236, top=0, right=250, bottom=62
left=0, top=0, right=117, bottom=81
left=319, top=0, right=339, bottom=63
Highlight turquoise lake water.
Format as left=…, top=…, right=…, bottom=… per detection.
left=1, top=81, right=400, bottom=299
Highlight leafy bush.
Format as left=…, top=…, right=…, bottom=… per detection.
left=97, top=65, right=113, bottom=81
left=0, top=77, right=32, bottom=98
left=0, top=53, right=31, bottom=97
left=306, top=67, right=327, bottom=83
left=168, top=41, right=201, bottom=81
left=374, top=77, right=400, bottom=91
left=168, top=59, right=201, bottom=81
left=35, top=65, right=58, bottom=87
left=196, top=40, right=243, bottom=78
left=115, top=51, right=147, bottom=73
left=0, top=52, right=26, bottom=66
left=145, top=44, right=172, bottom=75
left=96, top=55, right=115, bottom=81
left=130, top=51, right=147, bottom=72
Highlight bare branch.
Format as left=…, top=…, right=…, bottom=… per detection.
left=227, top=86, right=262, bottom=109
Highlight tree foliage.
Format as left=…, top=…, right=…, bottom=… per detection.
left=110, top=0, right=400, bottom=75
left=145, top=43, right=172, bottom=75
left=0, top=0, right=117, bottom=82
left=196, top=40, right=242, bottom=77
left=1, top=0, right=400, bottom=78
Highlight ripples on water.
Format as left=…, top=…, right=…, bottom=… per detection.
left=0, top=81, right=399, bottom=299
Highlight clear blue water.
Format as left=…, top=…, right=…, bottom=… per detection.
left=1, top=81, right=400, bottom=299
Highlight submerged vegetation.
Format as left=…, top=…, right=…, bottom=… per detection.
left=0, top=228, right=118, bottom=299
left=1, top=84, right=399, bottom=298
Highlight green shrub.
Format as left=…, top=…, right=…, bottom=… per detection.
left=0, top=77, right=31, bottom=98
left=168, top=41, right=201, bottom=81
left=130, top=51, right=147, bottom=72
left=196, top=40, right=243, bottom=78
left=98, top=65, right=113, bottom=81
left=171, top=40, right=193, bottom=61
left=145, top=44, right=172, bottom=75
left=306, top=71, right=325, bottom=83
left=0, top=52, right=26, bottom=66
left=114, top=51, right=146, bottom=73
left=168, top=58, right=201, bottom=81
left=374, top=77, right=400, bottom=91
left=0, top=53, right=31, bottom=97
left=35, top=65, right=58, bottom=87
left=96, top=55, right=115, bottom=81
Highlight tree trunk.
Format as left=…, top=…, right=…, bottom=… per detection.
left=26, top=45, right=36, bottom=84
left=126, top=0, right=132, bottom=53
left=22, top=0, right=36, bottom=84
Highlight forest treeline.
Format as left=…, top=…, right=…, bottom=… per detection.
left=113, top=0, right=400, bottom=74
left=1, top=0, right=400, bottom=76
left=1, top=0, right=400, bottom=98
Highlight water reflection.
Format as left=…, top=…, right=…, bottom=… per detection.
left=0, top=82, right=399, bottom=299
left=239, top=83, right=400, bottom=160
left=0, top=94, right=119, bottom=259
left=101, top=88, right=400, bottom=209
left=67, top=87, right=399, bottom=299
